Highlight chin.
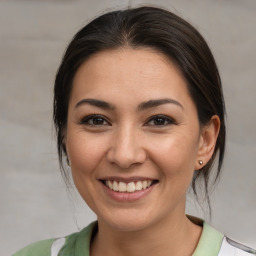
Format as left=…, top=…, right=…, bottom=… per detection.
left=97, top=210, right=159, bottom=232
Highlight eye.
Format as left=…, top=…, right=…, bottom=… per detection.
left=145, top=115, right=175, bottom=126
left=80, top=115, right=110, bottom=126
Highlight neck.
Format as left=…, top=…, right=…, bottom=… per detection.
left=90, top=212, right=202, bottom=256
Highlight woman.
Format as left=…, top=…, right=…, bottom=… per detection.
left=14, top=6, right=256, bottom=256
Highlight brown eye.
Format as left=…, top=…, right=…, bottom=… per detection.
left=80, top=115, right=110, bottom=126
left=146, top=115, right=175, bottom=126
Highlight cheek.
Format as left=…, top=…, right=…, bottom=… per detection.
left=66, top=131, right=108, bottom=176
left=148, top=132, right=199, bottom=178
left=65, top=132, right=109, bottom=209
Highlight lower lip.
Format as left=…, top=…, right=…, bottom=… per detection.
left=101, top=182, right=155, bottom=202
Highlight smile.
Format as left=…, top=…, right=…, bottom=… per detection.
left=102, top=180, right=156, bottom=193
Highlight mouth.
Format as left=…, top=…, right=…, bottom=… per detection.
left=100, top=179, right=158, bottom=193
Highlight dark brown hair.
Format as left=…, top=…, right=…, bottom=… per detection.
left=53, top=6, right=226, bottom=213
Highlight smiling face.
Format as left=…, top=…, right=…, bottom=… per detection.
left=65, top=48, right=210, bottom=231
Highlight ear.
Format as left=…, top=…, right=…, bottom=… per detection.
left=195, top=115, right=220, bottom=170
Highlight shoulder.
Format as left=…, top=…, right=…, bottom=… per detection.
left=12, top=222, right=97, bottom=256
left=190, top=216, right=256, bottom=256
left=12, top=238, right=56, bottom=256
left=218, top=237, right=256, bottom=256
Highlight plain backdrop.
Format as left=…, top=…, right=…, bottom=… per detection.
left=0, top=0, right=255, bottom=255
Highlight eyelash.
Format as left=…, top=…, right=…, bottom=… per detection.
left=80, top=114, right=111, bottom=126
left=145, top=115, right=176, bottom=127
left=79, top=114, right=176, bottom=127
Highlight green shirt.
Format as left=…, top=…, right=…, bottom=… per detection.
left=13, top=220, right=225, bottom=256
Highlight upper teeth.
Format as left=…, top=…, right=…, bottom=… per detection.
left=105, top=180, right=153, bottom=193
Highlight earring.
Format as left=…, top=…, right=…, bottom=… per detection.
left=66, top=157, right=71, bottom=166
left=198, top=160, right=203, bottom=165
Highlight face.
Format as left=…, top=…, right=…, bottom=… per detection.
left=65, top=48, right=204, bottom=232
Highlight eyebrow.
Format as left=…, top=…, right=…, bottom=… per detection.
left=75, top=98, right=183, bottom=111
left=137, top=98, right=184, bottom=111
left=75, top=98, right=115, bottom=110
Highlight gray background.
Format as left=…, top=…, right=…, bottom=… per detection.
left=0, top=0, right=255, bottom=255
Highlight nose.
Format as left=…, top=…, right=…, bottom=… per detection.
left=106, top=126, right=147, bottom=169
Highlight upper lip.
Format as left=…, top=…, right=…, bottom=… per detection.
left=98, top=176, right=158, bottom=183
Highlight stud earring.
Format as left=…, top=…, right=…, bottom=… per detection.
left=198, top=160, right=203, bottom=165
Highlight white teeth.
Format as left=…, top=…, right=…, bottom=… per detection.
left=105, top=180, right=153, bottom=192
left=127, top=182, right=136, bottom=192
left=118, top=182, right=126, bottom=192
left=113, top=181, right=119, bottom=191
left=135, top=181, right=143, bottom=190
left=142, top=180, right=148, bottom=189
left=108, top=180, right=113, bottom=189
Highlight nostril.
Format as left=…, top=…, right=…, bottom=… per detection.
left=106, top=148, right=147, bottom=169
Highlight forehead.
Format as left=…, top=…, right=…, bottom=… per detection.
left=70, top=48, right=193, bottom=108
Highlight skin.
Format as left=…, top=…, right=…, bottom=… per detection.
left=65, top=48, right=220, bottom=256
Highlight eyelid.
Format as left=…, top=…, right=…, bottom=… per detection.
left=144, top=114, right=176, bottom=126
left=78, top=114, right=175, bottom=127
left=79, top=114, right=111, bottom=126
